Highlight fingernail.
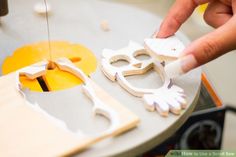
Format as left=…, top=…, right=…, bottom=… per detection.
left=164, top=54, right=198, bottom=78
left=164, top=58, right=184, bottom=78
left=181, top=54, right=198, bottom=73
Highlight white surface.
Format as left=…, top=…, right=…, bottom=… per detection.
left=0, top=0, right=201, bottom=156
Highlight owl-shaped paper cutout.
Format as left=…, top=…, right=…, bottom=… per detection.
left=101, top=41, right=187, bottom=117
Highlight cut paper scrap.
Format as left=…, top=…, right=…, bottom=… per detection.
left=144, top=35, right=185, bottom=61
left=2, top=41, right=97, bottom=92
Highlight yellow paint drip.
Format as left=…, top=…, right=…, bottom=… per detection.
left=2, top=41, right=97, bottom=92
left=196, top=4, right=208, bottom=14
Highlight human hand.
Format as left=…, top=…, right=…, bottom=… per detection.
left=155, top=0, right=236, bottom=76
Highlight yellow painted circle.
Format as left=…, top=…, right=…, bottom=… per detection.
left=2, top=41, right=97, bottom=92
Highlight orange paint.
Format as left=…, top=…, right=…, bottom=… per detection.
left=201, top=73, right=222, bottom=107
left=2, top=41, right=97, bottom=92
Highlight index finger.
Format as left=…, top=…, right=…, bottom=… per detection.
left=156, top=0, right=211, bottom=38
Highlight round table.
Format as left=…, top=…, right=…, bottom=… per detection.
left=0, top=0, right=201, bottom=156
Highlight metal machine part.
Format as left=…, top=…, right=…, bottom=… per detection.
left=0, top=0, right=8, bottom=17
left=43, top=0, right=53, bottom=63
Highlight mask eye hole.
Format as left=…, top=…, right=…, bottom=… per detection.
left=133, top=50, right=151, bottom=61
left=110, top=55, right=130, bottom=67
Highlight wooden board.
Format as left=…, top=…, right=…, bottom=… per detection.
left=0, top=60, right=139, bottom=157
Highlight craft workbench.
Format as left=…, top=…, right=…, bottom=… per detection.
left=0, top=0, right=201, bottom=156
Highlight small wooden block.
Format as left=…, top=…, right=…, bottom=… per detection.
left=34, top=2, right=51, bottom=15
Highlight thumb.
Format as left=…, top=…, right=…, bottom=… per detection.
left=181, top=16, right=236, bottom=72
left=165, top=16, right=236, bottom=78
